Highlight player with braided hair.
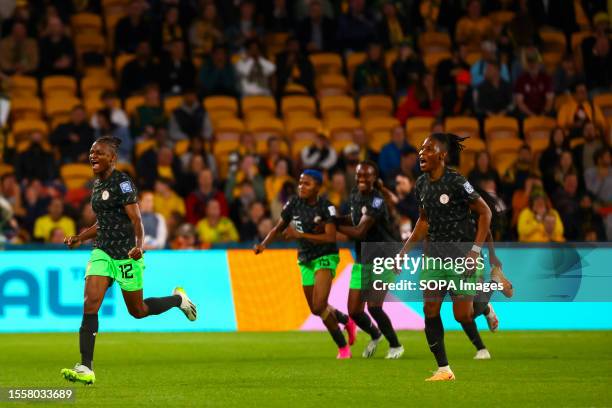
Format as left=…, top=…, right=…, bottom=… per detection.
left=60, top=136, right=197, bottom=385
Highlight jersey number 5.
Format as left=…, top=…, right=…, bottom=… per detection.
left=119, top=264, right=133, bottom=279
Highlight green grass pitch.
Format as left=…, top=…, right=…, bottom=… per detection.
left=0, top=331, right=611, bottom=407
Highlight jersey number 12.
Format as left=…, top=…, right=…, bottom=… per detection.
left=119, top=264, right=133, bottom=279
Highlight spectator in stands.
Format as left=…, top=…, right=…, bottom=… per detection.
left=378, top=126, right=411, bottom=181
left=391, top=39, right=425, bottom=99
left=528, top=0, right=579, bottom=40
left=235, top=38, right=276, bottom=96
left=436, top=43, right=471, bottom=92
left=160, top=6, right=184, bottom=52
left=394, top=173, right=419, bottom=229
left=557, top=82, right=607, bottom=133
left=296, top=0, right=336, bottom=53
left=139, top=191, right=168, bottom=250
left=584, top=147, right=612, bottom=205
left=480, top=176, right=510, bottom=240
left=470, top=41, right=510, bottom=87
left=93, top=109, right=132, bottom=163
left=225, top=154, right=266, bottom=204
left=553, top=172, right=581, bottom=240
left=159, top=40, right=196, bottom=96
left=0, top=20, right=38, bottom=75
left=179, top=137, right=217, bottom=181
left=189, top=0, right=224, bottom=59
left=335, top=0, right=377, bottom=53
left=378, top=2, right=412, bottom=50
left=576, top=192, right=607, bottom=240
left=325, top=171, right=349, bottom=213
left=225, top=0, right=263, bottom=52
left=90, top=91, right=129, bottom=129
left=352, top=127, right=378, bottom=163
left=265, top=158, right=294, bottom=204
left=153, top=178, right=186, bottom=222
left=508, top=0, right=540, bottom=49
left=259, top=136, right=290, bottom=177
left=171, top=222, right=198, bottom=249
left=228, top=132, right=260, bottom=175
left=0, top=174, right=25, bottom=221
left=119, top=41, right=158, bottom=98
left=468, top=150, right=501, bottom=190
left=553, top=54, right=580, bottom=95
left=196, top=198, right=239, bottom=245
left=229, top=181, right=258, bottom=234
left=265, top=0, right=293, bottom=33
left=300, top=133, right=337, bottom=171
left=511, top=175, right=545, bottom=227
left=474, top=62, right=513, bottom=119
left=353, top=42, right=388, bottom=96
left=33, top=197, right=75, bottom=243
left=441, top=69, right=474, bottom=118
left=504, top=144, right=534, bottom=194
left=572, top=122, right=605, bottom=174
left=581, top=12, right=612, bottom=95
left=396, top=71, right=442, bottom=125
left=114, top=0, right=154, bottom=55
left=137, top=141, right=183, bottom=190
left=131, top=84, right=167, bottom=137
left=540, top=127, right=570, bottom=193
left=237, top=200, right=267, bottom=242
left=455, top=0, right=494, bottom=50
left=185, top=168, right=229, bottom=225
left=38, top=16, right=74, bottom=77
left=517, top=192, right=565, bottom=242
left=275, top=35, right=316, bottom=98
left=514, top=48, right=554, bottom=119
left=50, top=105, right=95, bottom=164
left=551, top=150, right=578, bottom=191
left=256, top=217, right=274, bottom=241
left=197, top=44, right=239, bottom=97
left=14, top=130, right=57, bottom=183
left=168, top=89, right=211, bottom=142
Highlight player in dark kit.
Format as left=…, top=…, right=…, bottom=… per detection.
left=255, top=169, right=356, bottom=359
left=336, top=161, right=404, bottom=359
left=60, top=136, right=197, bottom=385
left=399, top=133, right=497, bottom=381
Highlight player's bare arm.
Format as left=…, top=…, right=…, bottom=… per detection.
left=254, top=218, right=289, bottom=254
left=284, top=222, right=337, bottom=244
left=125, top=203, right=144, bottom=260
left=337, top=214, right=375, bottom=240
left=64, top=222, right=98, bottom=248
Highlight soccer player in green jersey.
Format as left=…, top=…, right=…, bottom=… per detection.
left=399, top=133, right=495, bottom=381
left=60, top=136, right=197, bottom=385
left=336, top=161, right=404, bottom=359
left=254, top=169, right=356, bottom=359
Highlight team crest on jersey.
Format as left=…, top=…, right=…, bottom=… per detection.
left=314, top=215, right=322, bottom=223
left=439, top=193, right=449, bottom=204
left=463, top=181, right=474, bottom=194
left=361, top=206, right=367, bottom=215
left=120, top=181, right=133, bottom=193
left=372, top=197, right=383, bottom=209
left=102, top=190, right=109, bottom=200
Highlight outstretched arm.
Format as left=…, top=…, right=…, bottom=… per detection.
left=254, top=218, right=289, bottom=254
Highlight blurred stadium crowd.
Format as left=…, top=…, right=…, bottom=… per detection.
left=0, top=0, right=610, bottom=248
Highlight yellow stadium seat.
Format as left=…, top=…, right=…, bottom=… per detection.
left=539, top=29, right=566, bottom=54
left=104, top=13, right=124, bottom=52
left=8, top=75, right=38, bottom=97
left=44, top=96, right=81, bottom=120
left=163, top=95, right=183, bottom=115
left=316, top=74, right=349, bottom=97
left=542, top=51, right=562, bottom=74
left=459, top=138, right=486, bottom=175
left=10, top=96, right=42, bottom=119
left=281, top=95, right=317, bottom=120
left=346, top=52, right=366, bottom=82
left=135, top=139, right=157, bottom=158
left=285, top=117, right=321, bottom=141
left=242, top=95, right=277, bottom=120
left=465, top=51, right=482, bottom=66
left=84, top=95, right=104, bottom=115
left=115, top=162, right=135, bottom=178
left=81, top=75, right=115, bottom=99
left=406, top=116, right=434, bottom=136
left=364, top=117, right=400, bottom=152
left=325, top=117, right=361, bottom=151
left=309, top=53, right=343, bottom=75
left=554, top=93, right=572, bottom=112
left=570, top=137, right=584, bottom=149
left=484, top=116, right=519, bottom=141
left=444, top=116, right=480, bottom=139
left=213, top=117, right=244, bottom=142
left=527, top=137, right=549, bottom=154
left=320, top=95, right=355, bottom=119
left=0, top=163, right=15, bottom=177
left=204, top=96, right=239, bottom=117
left=42, top=76, right=77, bottom=97
left=74, top=33, right=107, bottom=62
left=114, top=54, right=135, bottom=76
left=594, top=93, right=612, bottom=118
left=488, top=138, right=524, bottom=175
left=424, top=51, right=451, bottom=71
left=71, top=13, right=103, bottom=33
left=419, top=31, right=451, bottom=54
left=489, top=10, right=515, bottom=25
left=124, top=95, right=145, bottom=116
left=60, top=163, right=94, bottom=189
left=174, top=139, right=190, bottom=156
left=358, top=94, right=393, bottom=120
left=12, top=119, right=49, bottom=140
left=247, top=117, right=285, bottom=141
left=213, top=140, right=239, bottom=156
left=523, top=116, right=556, bottom=142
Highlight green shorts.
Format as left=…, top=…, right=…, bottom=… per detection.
left=86, top=248, right=145, bottom=292
left=298, top=254, right=339, bottom=286
left=419, top=256, right=484, bottom=296
left=350, top=263, right=396, bottom=290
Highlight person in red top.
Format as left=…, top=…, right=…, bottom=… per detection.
left=514, top=48, right=554, bottom=119
left=185, top=168, right=229, bottom=224
left=396, top=71, right=442, bottom=125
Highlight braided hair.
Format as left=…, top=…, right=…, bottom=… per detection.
left=430, top=132, right=468, bottom=163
